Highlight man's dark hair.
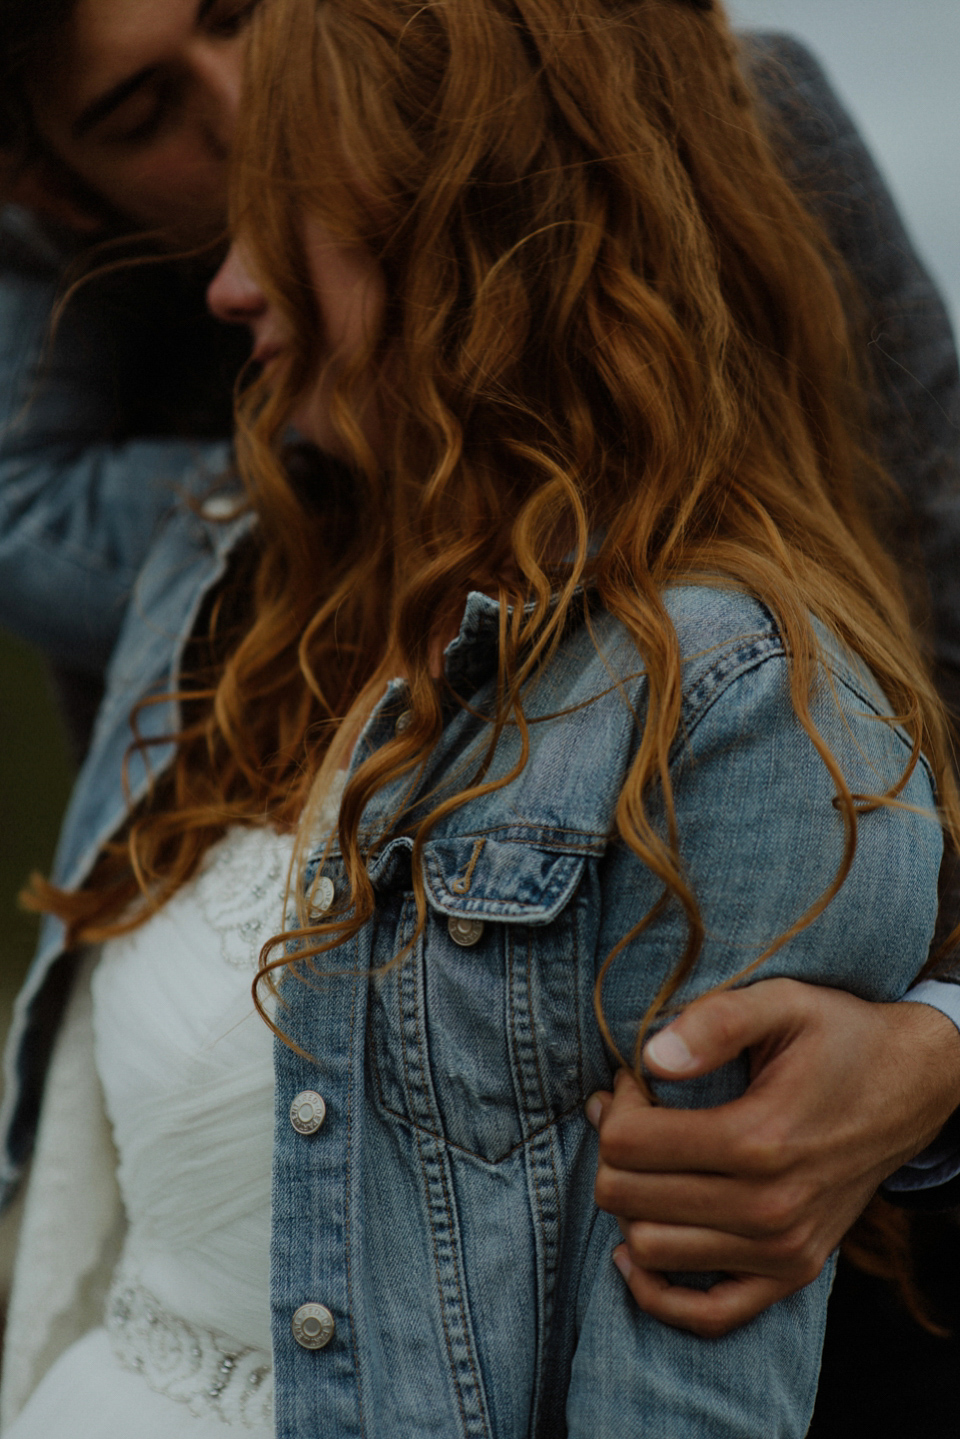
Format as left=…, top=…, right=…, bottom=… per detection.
left=0, top=0, right=77, bottom=154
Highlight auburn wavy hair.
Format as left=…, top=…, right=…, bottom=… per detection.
left=33, top=0, right=959, bottom=1070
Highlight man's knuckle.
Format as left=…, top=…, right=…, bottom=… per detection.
left=781, top=1232, right=826, bottom=1283
left=691, top=1309, right=736, bottom=1340
left=747, top=1184, right=804, bottom=1236
left=763, top=1224, right=826, bottom=1283
left=702, top=993, right=743, bottom=1051
left=625, top=1223, right=657, bottom=1266
left=769, top=1226, right=813, bottom=1267
left=597, top=1137, right=630, bottom=1171
left=795, top=1255, right=826, bottom=1288
left=594, top=1165, right=631, bottom=1213
left=593, top=1165, right=616, bottom=1211
left=739, top=1125, right=798, bottom=1177
left=596, top=1116, right=638, bottom=1168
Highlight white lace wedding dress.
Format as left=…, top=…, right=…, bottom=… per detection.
left=3, top=789, right=341, bottom=1437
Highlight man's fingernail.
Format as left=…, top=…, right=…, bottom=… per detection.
left=645, top=1027, right=696, bottom=1074
left=613, top=1246, right=633, bottom=1281
left=585, top=1095, right=603, bottom=1129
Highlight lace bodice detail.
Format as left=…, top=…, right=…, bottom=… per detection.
left=88, top=781, right=343, bottom=1426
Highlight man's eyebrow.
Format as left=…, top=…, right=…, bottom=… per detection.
left=72, top=68, right=158, bottom=140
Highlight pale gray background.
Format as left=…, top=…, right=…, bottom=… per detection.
left=729, top=0, right=960, bottom=333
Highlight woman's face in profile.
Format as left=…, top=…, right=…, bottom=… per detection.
left=207, top=222, right=386, bottom=461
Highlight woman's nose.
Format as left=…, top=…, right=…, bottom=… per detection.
left=207, top=242, right=267, bottom=324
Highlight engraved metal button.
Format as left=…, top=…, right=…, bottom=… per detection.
left=447, top=915, right=485, bottom=947
left=291, top=1303, right=335, bottom=1350
left=290, top=1090, right=327, bottom=1136
left=395, top=709, right=413, bottom=735
left=314, top=875, right=335, bottom=914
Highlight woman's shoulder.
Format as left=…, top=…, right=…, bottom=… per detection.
left=448, top=582, right=934, bottom=849
left=571, top=582, right=933, bottom=797
left=581, top=581, right=883, bottom=712
left=595, top=586, right=942, bottom=1011
left=661, top=584, right=934, bottom=805
left=662, top=582, right=895, bottom=719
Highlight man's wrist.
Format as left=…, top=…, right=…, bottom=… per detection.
left=884, top=986, right=960, bottom=1201
left=901, top=979, right=960, bottom=1040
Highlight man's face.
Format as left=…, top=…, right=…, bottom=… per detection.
left=27, top=0, right=259, bottom=242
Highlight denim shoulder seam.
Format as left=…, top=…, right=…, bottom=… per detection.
left=670, top=632, right=935, bottom=794
left=827, top=669, right=937, bottom=791
left=672, top=632, right=785, bottom=759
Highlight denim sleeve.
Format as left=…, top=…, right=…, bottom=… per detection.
left=566, top=651, right=941, bottom=1438
left=0, top=209, right=230, bottom=672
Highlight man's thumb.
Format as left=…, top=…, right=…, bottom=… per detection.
left=642, top=982, right=795, bottom=1079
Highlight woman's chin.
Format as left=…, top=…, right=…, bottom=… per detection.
left=287, top=403, right=329, bottom=452
left=288, top=405, right=383, bottom=469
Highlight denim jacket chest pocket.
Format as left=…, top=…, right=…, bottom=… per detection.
left=368, top=834, right=602, bottom=1164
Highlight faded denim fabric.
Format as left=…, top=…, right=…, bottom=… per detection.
left=264, top=585, right=940, bottom=1438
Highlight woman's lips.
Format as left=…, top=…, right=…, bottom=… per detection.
left=252, top=342, right=283, bottom=367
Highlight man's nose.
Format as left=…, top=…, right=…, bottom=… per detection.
left=191, top=41, right=243, bottom=158
left=207, top=242, right=267, bottom=324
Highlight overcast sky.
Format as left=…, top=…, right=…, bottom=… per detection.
left=727, top=0, right=960, bottom=334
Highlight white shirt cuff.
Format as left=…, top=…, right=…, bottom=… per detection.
left=884, top=981, right=960, bottom=1193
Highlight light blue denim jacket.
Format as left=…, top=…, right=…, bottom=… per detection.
left=265, top=581, right=939, bottom=1439
left=6, top=460, right=942, bottom=1434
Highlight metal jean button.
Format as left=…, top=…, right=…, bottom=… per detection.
left=289, top=1090, right=327, bottom=1136
left=314, top=875, right=335, bottom=914
left=447, top=915, right=485, bottom=947
left=291, top=1303, right=335, bottom=1350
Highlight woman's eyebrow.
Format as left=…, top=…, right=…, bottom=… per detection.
left=71, top=67, right=157, bottom=140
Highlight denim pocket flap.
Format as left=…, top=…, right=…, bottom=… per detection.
left=423, top=836, right=586, bottom=925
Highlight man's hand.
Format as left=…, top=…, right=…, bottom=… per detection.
left=588, top=979, right=960, bottom=1338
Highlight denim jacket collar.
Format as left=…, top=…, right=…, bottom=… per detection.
left=316, top=586, right=644, bottom=931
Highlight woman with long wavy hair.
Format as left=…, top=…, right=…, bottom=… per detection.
left=2, top=0, right=955, bottom=1434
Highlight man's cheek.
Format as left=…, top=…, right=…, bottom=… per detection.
left=93, top=145, right=228, bottom=231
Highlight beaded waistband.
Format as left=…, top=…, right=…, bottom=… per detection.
left=107, top=1272, right=274, bottom=1428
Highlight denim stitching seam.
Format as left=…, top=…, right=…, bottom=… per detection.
left=401, top=908, right=489, bottom=1437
